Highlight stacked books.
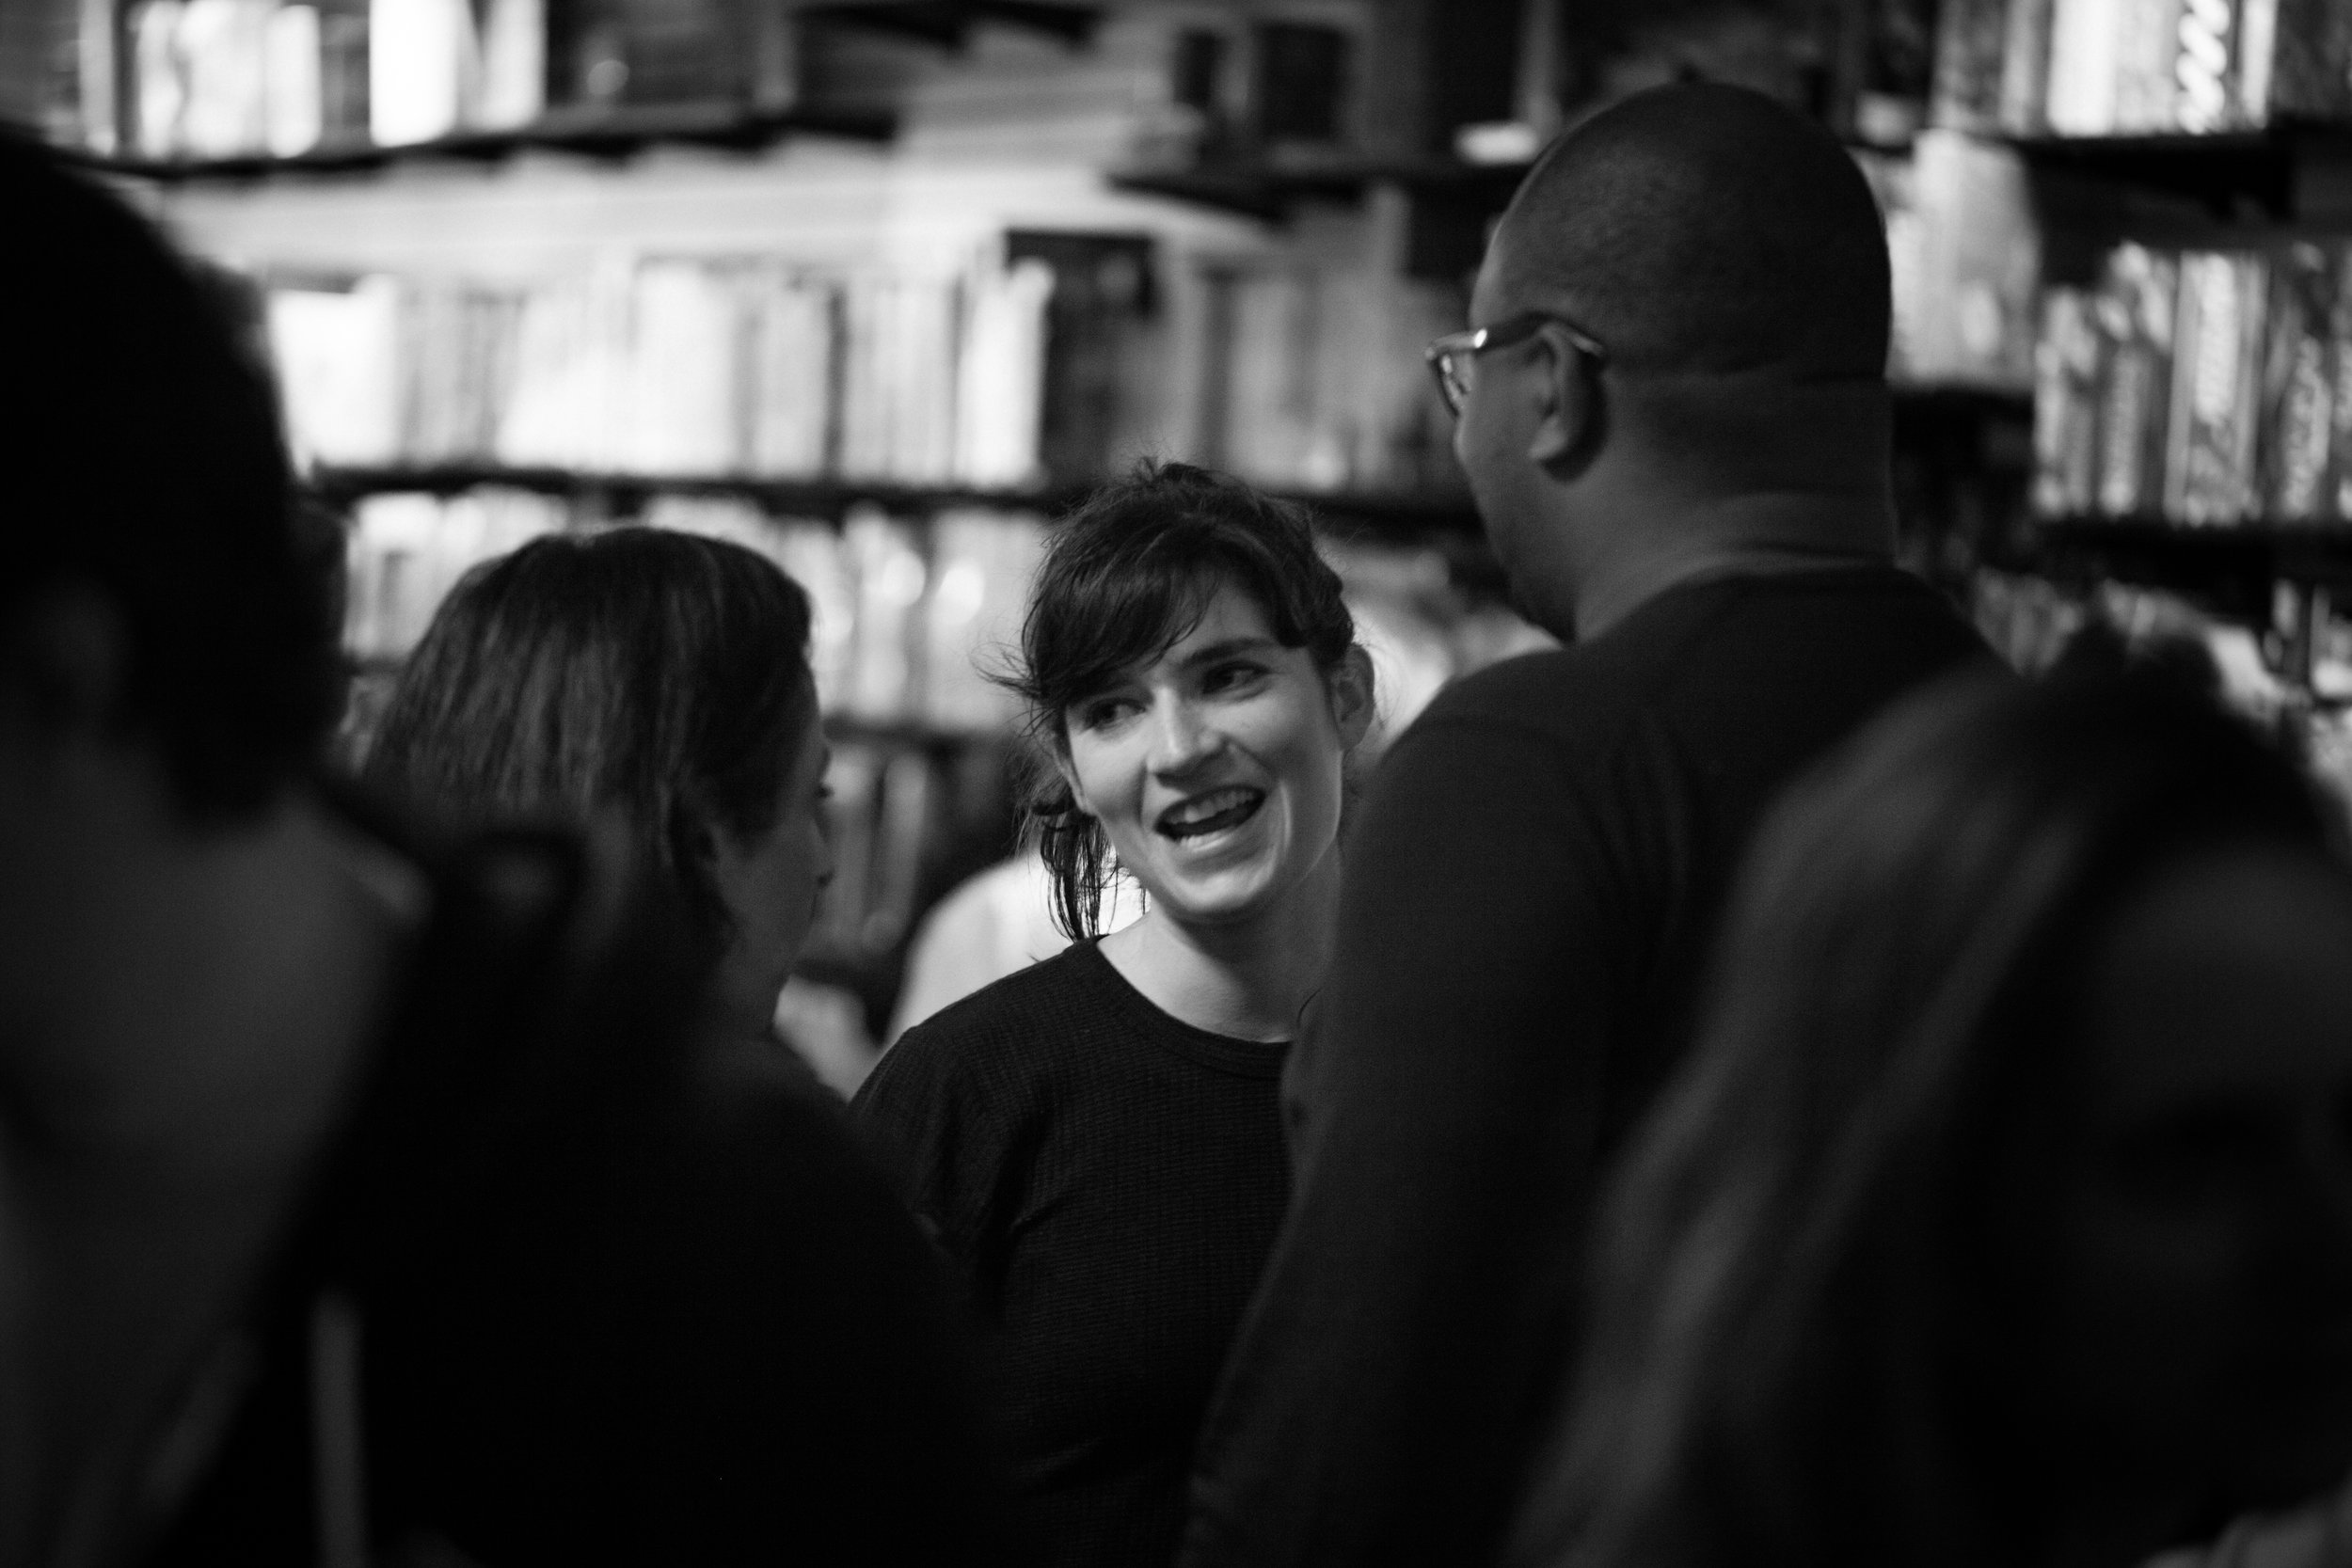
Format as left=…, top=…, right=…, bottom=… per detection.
left=2032, top=240, right=2352, bottom=522
left=1932, top=0, right=2352, bottom=135
left=269, top=257, right=1056, bottom=488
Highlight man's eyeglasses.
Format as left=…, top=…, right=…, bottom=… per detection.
left=1424, top=312, right=1610, bottom=417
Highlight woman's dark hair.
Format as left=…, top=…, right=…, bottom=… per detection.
left=1006, top=461, right=1358, bottom=938
left=1513, top=671, right=2343, bottom=1568
left=1, top=132, right=342, bottom=819
left=365, top=528, right=816, bottom=953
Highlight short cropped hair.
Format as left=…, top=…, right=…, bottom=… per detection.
left=1006, top=461, right=1357, bottom=939
left=0, top=132, right=342, bottom=816
left=1496, top=83, right=1891, bottom=381
left=365, top=529, right=818, bottom=951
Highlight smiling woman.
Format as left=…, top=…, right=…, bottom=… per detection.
left=851, top=462, right=1374, bottom=1568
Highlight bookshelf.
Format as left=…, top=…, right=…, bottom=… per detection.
left=2011, top=123, right=2352, bottom=221
left=83, top=102, right=897, bottom=183
left=309, top=463, right=1486, bottom=546
left=1106, top=157, right=1530, bottom=224
left=806, top=0, right=1102, bottom=50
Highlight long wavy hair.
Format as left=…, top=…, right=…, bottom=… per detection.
left=1003, top=460, right=1359, bottom=939
left=1511, top=671, right=2342, bottom=1568
left=365, top=528, right=817, bottom=958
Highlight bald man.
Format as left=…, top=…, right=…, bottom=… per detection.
left=1181, top=85, right=1998, bottom=1568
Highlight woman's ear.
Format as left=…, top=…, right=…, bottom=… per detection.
left=1051, top=736, right=1093, bottom=817
left=1329, top=645, right=1377, bottom=751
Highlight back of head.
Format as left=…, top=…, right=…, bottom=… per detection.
left=1516, top=671, right=2338, bottom=1568
left=0, top=133, right=340, bottom=817
left=364, top=528, right=815, bottom=949
left=1494, top=83, right=1890, bottom=383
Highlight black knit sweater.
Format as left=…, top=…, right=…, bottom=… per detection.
left=853, top=940, right=1291, bottom=1568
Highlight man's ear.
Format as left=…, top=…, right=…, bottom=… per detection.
left=1526, top=326, right=1601, bottom=468
left=1329, top=644, right=1377, bottom=752
left=0, top=583, right=132, bottom=742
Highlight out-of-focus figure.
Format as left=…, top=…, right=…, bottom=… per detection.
left=366, top=527, right=834, bottom=1053
left=1514, top=672, right=2352, bottom=1568
left=0, top=132, right=1000, bottom=1568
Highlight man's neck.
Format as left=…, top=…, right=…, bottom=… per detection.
left=1570, top=488, right=1895, bottom=641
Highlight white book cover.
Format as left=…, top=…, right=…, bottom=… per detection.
left=133, top=2, right=188, bottom=156
left=627, top=261, right=739, bottom=476
left=475, top=0, right=545, bottom=131
left=2043, top=0, right=2124, bottom=135
left=837, top=277, right=893, bottom=480
left=262, top=4, right=322, bottom=155
left=179, top=0, right=273, bottom=156
left=746, top=271, right=835, bottom=479
left=370, top=0, right=474, bottom=147
left=268, top=277, right=404, bottom=467
left=953, top=260, right=1053, bottom=487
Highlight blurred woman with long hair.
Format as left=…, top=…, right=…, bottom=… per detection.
left=1515, top=672, right=2352, bottom=1568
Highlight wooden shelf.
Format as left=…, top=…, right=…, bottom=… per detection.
left=2021, top=516, right=2352, bottom=622
left=84, top=102, right=895, bottom=184
left=1107, top=158, right=1533, bottom=222
left=308, top=464, right=1486, bottom=541
left=804, top=0, right=1101, bottom=49
left=2010, top=121, right=2352, bottom=220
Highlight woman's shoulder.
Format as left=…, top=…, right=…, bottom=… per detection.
left=860, top=943, right=1125, bottom=1101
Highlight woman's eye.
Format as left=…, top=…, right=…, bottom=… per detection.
left=1078, top=698, right=1137, bottom=730
left=1202, top=662, right=1268, bottom=694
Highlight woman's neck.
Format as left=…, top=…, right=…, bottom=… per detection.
left=1097, top=848, right=1342, bottom=1043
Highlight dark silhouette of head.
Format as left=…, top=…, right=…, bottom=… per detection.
left=1512, top=672, right=2352, bottom=1568
left=365, top=528, right=818, bottom=964
left=1453, top=85, right=1897, bottom=639
left=1490, top=83, right=1890, bottom=379
left=0, top=131, right=342, bottom=817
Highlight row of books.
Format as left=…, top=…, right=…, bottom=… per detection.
left=344, top=487, right=1049, bottom=734
left=270, top=258, right=1054, bottom=485
left=2034, top=240, right=2352, bottom=523
left=1932, top=0, right=2351, bottom=136
left=124, top=0, right=551, bottom=159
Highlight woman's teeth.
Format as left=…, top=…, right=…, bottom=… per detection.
left=1159, top=787, right=1265, bottom=840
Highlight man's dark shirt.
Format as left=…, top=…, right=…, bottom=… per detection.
left=1180, top=563, right=1995, bottom=1568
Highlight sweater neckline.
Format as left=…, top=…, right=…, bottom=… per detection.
left=1066, top=941, right=1292, bottom=1080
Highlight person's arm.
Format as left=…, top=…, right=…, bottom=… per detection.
left=1184, top=715, right=1629, bottom=1568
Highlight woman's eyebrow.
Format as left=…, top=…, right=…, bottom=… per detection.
left=1177, top=636, right=1279, bottom=670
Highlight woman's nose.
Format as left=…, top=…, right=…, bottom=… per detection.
left=1148, top=698, right=1222, bottom=773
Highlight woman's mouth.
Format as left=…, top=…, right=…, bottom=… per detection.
left=1156, top=786, right=1266, bottom=843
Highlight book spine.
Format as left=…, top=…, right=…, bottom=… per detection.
left=2259, top=243, right=2337, bottom=519
left=2169, top=251, right=2265, bottom=523
left=2173, top=0, right=2238, bottom=131
left=1931, top=0, right=2012, bottom=131
left=1998, top=0, right=2057, bottom=130
left=2329, top=246, right=2352, bottom=519
left=2034, top=287, right=2103, bottom=516
left=2096, top=245, right=2177, bottom=515
left=2045, top=0, right=2124, bottom=134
